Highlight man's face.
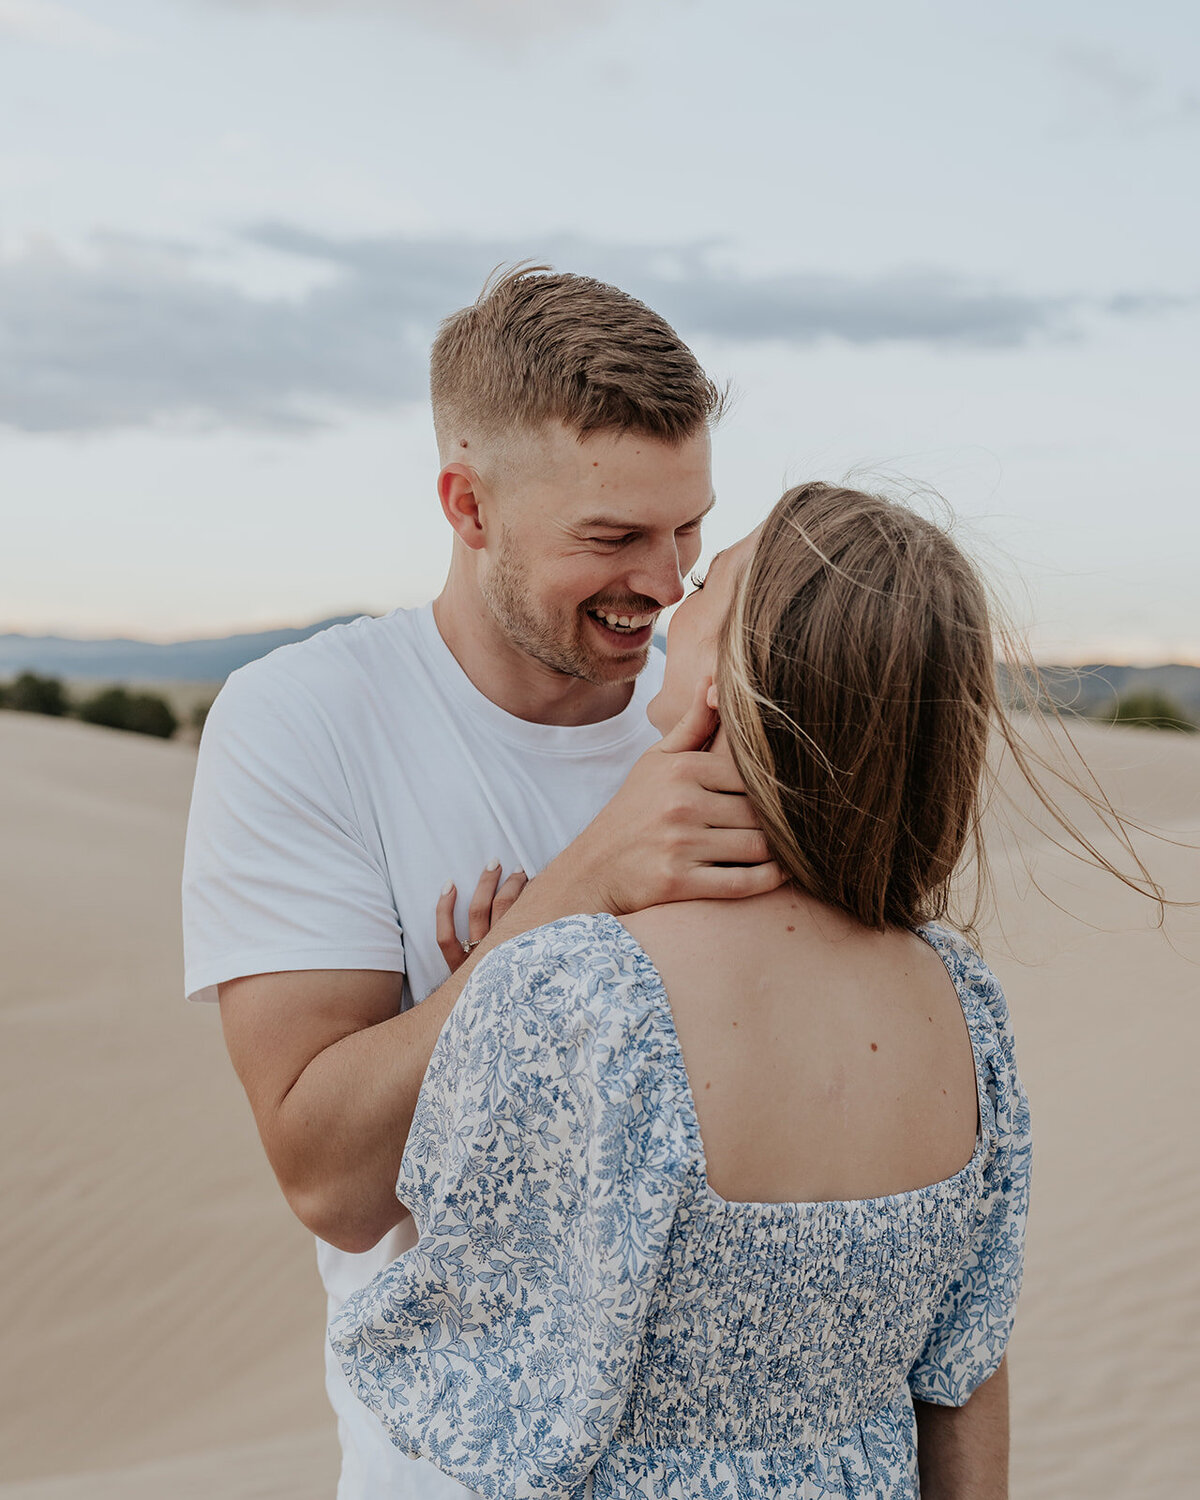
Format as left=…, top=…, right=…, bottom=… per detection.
left=476, top=423, right=714, bottom=686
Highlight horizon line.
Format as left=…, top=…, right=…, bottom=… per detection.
left=2, top=613, right=1198, bottom=672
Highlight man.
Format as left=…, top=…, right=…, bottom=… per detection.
left=182, top=267, right=778, bottom=1499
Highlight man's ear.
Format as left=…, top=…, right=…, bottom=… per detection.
left=438, top=464, right=489, bottom=551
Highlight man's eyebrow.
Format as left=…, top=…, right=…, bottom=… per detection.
left=689, top=495, right=718, bottom=526
left=576, top=495, right=717, bottom=531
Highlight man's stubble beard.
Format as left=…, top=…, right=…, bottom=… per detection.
left=481, top=533, right=648, bottom=687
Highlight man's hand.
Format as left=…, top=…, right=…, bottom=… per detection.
left=555, top=679, right=783, bottom=914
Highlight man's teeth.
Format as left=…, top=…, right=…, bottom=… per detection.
left=592, top=610, right=656, bottom=631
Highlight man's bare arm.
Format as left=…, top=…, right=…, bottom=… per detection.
left=219, top=684, right=781, bottom=1254
left=914, top=1358, right=1009, bottom=1500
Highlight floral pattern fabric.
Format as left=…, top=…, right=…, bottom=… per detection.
left=329, top=914, right=1031, bottom=1500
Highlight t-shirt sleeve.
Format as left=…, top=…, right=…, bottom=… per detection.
left=328, top=915, right=693, bottom=1500
left=182, top=658, right=406, bottom=1003
left=908, top=946, right=1033, bottom=1407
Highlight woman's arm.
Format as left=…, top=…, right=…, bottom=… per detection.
left=914, top=1357, right=1009, bottom=1500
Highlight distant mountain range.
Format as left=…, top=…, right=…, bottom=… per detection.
left=1015, top=663, right=1200, bottom=720
left=0, top=616, right=367, bottom=683
left=2, top=620, right=1198, bottom=719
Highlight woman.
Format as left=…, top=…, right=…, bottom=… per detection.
left=330, top=482, right=1039, bottom=1499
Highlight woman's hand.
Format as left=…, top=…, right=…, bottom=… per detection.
left=436, top=861, right=529, bottom=974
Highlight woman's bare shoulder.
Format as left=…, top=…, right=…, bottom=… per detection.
left=618, top=898, right=736, bottom=949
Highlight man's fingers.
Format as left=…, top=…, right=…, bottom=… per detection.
left=492, top=870, right=527, bottom=924
left=702, top=828, right=773, bottom=866
left=656, top=678, right=718, bottom=756
left=436, top=881, right=464, bottom=973
left=693, top=752, right=750, bottom=797
left=662, top=747, right=748, bottom=797
left=696, top=789, right=761, bottom=830
left=685, top=861, right=787, bottom=901
left=468, top=861, right=504, bottom=940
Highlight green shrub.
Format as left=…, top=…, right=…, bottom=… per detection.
left=1106, top=691, right=1196, bottom=733
left=4, top=672, right=70, bottom=716
left=76, top=686, right=178, bottom=739
left=125, top=692, right=179, bottom=739
left=76, top=686, right=131, bottom=731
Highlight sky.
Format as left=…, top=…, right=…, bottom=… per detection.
left=1, top=0, right=1197, bottom=660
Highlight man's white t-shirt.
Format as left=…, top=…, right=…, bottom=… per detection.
left=182, top=603, right=664, bottom=1500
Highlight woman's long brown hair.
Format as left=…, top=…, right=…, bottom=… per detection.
left=716, top=482, right=1167, bottom=936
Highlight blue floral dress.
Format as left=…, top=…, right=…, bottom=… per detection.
left=330, top=913, right=1031, bottom=1500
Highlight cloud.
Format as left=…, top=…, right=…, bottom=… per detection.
left=0, top=235, right=427, bottom=433
left=204, top=0, right=630, bottom=41
left=0, top=0, right=124, bottom=50
left=247, top=223, right=1139, bottom=347
left=1051, top=40, right=1200, bottom=130
left=0, top=227, right=1188, bottom=434
left=1053, top=41, right=1154, bottom=109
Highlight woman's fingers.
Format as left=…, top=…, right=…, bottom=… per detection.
left=468, top=860, right=504, bottom=942
left=438, top=862, right=527, bottom=976
left=491, top=870, right=528, bottom=924
left=436, top=880, right=464, bottom=974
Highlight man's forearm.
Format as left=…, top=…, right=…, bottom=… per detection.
left=267, top=851, right=603, bottom=1253
left=914, top=1358, right=1009, bottom=1500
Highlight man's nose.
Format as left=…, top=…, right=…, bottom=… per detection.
left=626, top=541, right=687, bottom=609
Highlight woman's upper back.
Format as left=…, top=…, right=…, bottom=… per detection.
left=619, top=886, right=980, bottom=1207
left=332, top=909, right=1030, bottom=1495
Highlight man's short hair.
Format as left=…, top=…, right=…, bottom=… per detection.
left=431, top=264, right=723, bottom=451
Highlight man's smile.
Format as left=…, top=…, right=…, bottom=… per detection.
left=584, top=606, right=659, bottom=648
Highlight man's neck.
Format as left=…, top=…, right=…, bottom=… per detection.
left=432, top=582, right=637, bottom=728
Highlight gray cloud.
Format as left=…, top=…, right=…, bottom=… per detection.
left=0, top=236, right=427, bottom=433
left=0, top=0, right=125, bottom=50
left=1053, top=41, right=1155, bottom=109
left=258, top=223, right=1086, bottom=349
left=0, top=227, right=1188, bottom=434
left=204, top=0, right=630, bottom=40
left=1051, top=40, right=1200, bottom=129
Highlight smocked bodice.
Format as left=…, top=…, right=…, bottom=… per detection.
left=617, top=1164, right=979, bottom=1454
left=330, top=914, right=1031, bottom=1500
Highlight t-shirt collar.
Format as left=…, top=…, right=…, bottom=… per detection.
left=410, top=601, right=662, bottom=755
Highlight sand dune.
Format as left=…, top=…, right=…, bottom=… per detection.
left=0, top=714, right=336, bottom=1497
left=1, top=710, right=1197, bottom=1497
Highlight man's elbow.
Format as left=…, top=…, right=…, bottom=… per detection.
left=284, top=1174, right=406, bottom=1255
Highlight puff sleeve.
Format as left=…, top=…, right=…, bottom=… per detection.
left=329, top=914, right=694, bottom=1500
left=908, top=930, right=1033, bottom=1407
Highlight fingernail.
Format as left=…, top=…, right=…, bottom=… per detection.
left=441, top=880, right=455, bottom=896
left=486, top=858, right=501, bottom=871
left=514, top=870, right=526, bottom=879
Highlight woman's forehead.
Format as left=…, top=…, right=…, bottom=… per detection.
left=711, top=523, right=765, bottom=575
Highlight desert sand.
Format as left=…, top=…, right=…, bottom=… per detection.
left=1, top=708, right=1197, bottom=1497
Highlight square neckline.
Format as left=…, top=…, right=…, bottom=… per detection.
left=593, top=911, right=989, bottom=1217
